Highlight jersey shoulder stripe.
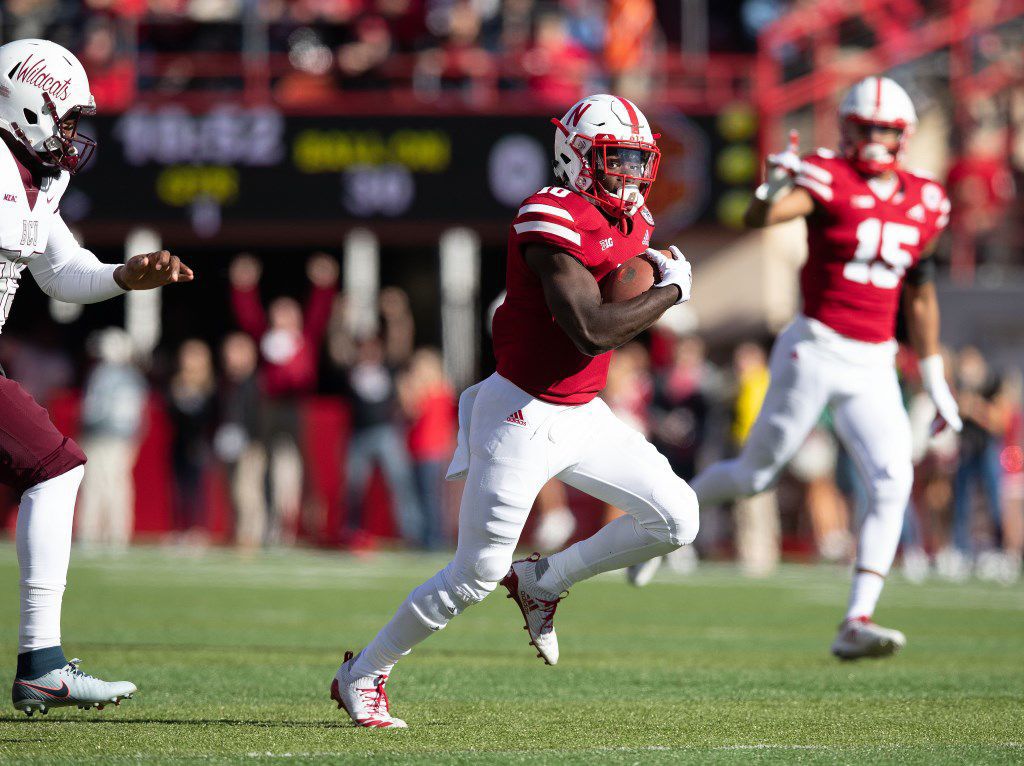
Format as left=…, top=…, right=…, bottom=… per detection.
left=516, top=203, right=574, bottom=222
left=795, top=175, right=834, bottom=202
left=513, top=220, right=582, bottom=247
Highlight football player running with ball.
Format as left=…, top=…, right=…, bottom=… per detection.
left=331, top=94, right=696, bottom=728
left=0, top=39, right=193, bottom=715
left=690, top=77, right=960, bottom=659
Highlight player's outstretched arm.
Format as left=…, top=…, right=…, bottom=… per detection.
left=524, top=244, right=681, bottom=357
left=114, top=250, right=194, bottom=291
left=903, top=255, right=962, bottom=433
left=744, top=186, right=815, bottom=228
left=31, top=214, right=192, bottom=304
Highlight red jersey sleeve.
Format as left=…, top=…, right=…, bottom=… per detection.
left=795, top=152, right=841, bottom=210
left=511, top=194, right=588, bottom=264
left=918, top=178, right=951, bottom=248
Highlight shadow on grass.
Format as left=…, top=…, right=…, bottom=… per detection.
left=3, top=717, right=353, bottom=728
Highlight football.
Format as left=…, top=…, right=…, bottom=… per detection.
left=600, top=252, right=658, bottom=302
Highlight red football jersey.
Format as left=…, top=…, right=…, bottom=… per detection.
left=795, top=150, right=950, bottom=343
left=493, top=185, right=655, bottom=404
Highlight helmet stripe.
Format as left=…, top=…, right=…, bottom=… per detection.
left=616, top=97, right=640, bottom=132
left=874, top=77, right=882, bottom=117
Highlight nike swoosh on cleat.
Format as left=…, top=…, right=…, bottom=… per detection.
left=14, top=680, right=71, bottom=699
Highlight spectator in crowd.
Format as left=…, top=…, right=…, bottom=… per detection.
left=79, top=17, right=135, bottom=112
left=952, top=346, right=1013, bottom=567
left=229, top=252, right=338, bottom=544
left=397, top=347, right=457, bottom=550
left=630, top=338, right=709, bottom=584
left=650, top=335, right=716, bottom=482
left=336, top=331, right=424, bottom=549
left=947, top=128, right=1016, bottom=274
left=604, top=0, right=656, bottom=98
left=76, top=328, right=147, bottom=551
left=728, top=341, right=781, bottom=576
left=214, top=332, right=268, bottom=549
left=167, top=339, right=217, bottom=544
left=523, top=10, right=595, bottom=104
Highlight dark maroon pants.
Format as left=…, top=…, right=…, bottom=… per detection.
left=0, top=375, right=86, bottom=495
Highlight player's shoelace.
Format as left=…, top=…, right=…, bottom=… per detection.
left=532, top=593, right=566, bottom=633
left=356, top=676, right=391, bottom=718
left=64, top=659, right=97, bottom=682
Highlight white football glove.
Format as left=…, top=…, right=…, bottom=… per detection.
left=644, top=246, right=691, bottom=304
left=919, top=354, right=963, bottom=434
left=755, top=130, right=802, bottom=202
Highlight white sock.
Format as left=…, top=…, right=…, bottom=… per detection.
left=17, top=466, right=83, bottom=653
left=350, top=599, right=435, bottom=679
left=537, top=515, right=675, bottom=595
left=844, top=570, right=885, bottom=621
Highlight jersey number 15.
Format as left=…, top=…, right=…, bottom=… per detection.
left=843, top=218, right=919, bottom=289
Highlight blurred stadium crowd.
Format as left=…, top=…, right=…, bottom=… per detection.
left=2, top=253, right=1020, bottom=585
left=2, top=0, right=777, bottom=110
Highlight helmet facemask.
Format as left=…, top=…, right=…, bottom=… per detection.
left=556, top=122, right=659, bottom=219
left=11, top=93, right=96, bottom=175
left=840, top=117, right=907, bottom=177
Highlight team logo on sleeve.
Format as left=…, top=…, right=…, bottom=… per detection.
left=921, top=183, right=944, bottom=211
left=640, top=206, right=655, bottom=225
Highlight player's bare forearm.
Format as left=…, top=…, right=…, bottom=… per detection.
left=902, top=281, right=941, bottom=359
left=744, top=186, right=815, bottom=228
left=525, top=246, right=678, bottom=356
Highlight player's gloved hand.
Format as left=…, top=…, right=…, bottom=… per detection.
left=115, top=250, right=194, bottom=291
left=919, top=354, right=963, bottom=434
left=755, top=130, right=802, bottom=202
left=644, top=246, right=691, bottom=304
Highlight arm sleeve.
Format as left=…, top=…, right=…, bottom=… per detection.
left=303, top=283, right=336, bottom=345
left=29, top=214, right=126, bottom=304
left=511, top=198, right=588, bottom=264
left=230, top=284, right=267, bottom=339
left=904, top=254, right=936, bottom=286
left=794, top=156, right=836, bottom=208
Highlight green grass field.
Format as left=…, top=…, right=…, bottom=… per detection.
left=0, top=545, right=1021, bottom=765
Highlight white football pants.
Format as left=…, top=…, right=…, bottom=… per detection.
left=351, top=372, right=698, bottom=678
left=692, top=314, right=913, bottom=582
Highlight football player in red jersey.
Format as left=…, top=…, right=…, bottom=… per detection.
left=330, top=95, right=696, bottom=727
left=688, top=76, right=961, bottom=659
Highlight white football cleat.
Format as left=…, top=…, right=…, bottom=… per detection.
left=330, top=651, right=407, bottom=728
left=500, top=553, right=563, bottom=666
left=11, top=658, right=136, bottom=716
left=626, top=556, right=662, bottom=587
left=831, top=617, right=906, bottom=660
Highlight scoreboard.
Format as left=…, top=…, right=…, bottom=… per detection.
left=67, top=106, right=740, bottom=237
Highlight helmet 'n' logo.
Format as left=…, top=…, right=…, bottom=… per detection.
left=13, top=55, right=72, bottom=102
left=568, top=103, right=592, bottom=127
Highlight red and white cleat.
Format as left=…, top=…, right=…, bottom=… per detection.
left=500, top=553, right=564, bottom=666
left=831, top=616, right=906, bottom=660
left=330, top=651, right=407, bottom=728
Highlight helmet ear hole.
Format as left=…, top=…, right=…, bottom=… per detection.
left=22, top=108, right=37, bottom=125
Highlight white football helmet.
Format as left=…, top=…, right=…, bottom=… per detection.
left=839, top=76, right=917, bottom=176
left=552, top=94, right=660, bottom=219
left=0, top=39, right=97, bottom=174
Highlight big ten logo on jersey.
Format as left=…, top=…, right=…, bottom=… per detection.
left=599, top=237, right=613, bottom=250
left=20, top=220, right=38, bottom=248
left=844, top=218, right=918, bottom=289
